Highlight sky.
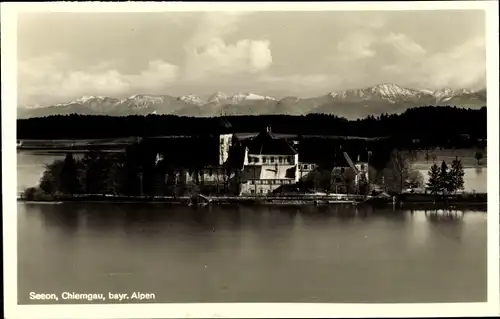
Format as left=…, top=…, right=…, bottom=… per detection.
left=17, top=10, right=486, bottom=106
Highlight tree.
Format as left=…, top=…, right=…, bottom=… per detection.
left=407, top=169, right=424, bottom=189
left=357, top=172, right=370, bottom=195
left=80, top=150, right=112, bottom=194
left=383, top=150, right=411, bottom=193
left=438, top=160, right=452, bottom=194
left=368, top=165, right=382, bottom=185
left=426, top=163, right=441, bottom=195
left=474, top=150, right=484, bottom=165
left=39, top=159, right=65, bottom=194
left=105, top=151, right=141, bottom=195
left=449, top=157, right=465, bottom=193
left=59, top=153, right=81, bottom=195
left=424, top=150, right=431, bottom=163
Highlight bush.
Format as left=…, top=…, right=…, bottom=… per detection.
left=23, top=187, right=38, bottom=200
left=22, top=187, right=54, bottom=201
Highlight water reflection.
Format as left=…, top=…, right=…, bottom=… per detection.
left=18, top=202, right=487, bottom=303
left=425, top=209, right=465, bottom=223
left=24, top=203, right=486, bottom=234
left=35, top=203, right=81, bottom=234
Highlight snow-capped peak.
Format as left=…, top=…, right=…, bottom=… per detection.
left=120, top=94, right=165, bottom=109
left=178, top=94, right=205, bottom=105
left=208, top=91, right=276, bottom=104
left=327, top=83, right=421, bottom=103
left=418, top=88, right=435, bottom=95
left=230, top=92, right=276, bottom=102
left=433, top=88, right=455, bottom=99
left=74, top=96, right=105, bottom=103
left=208, top=91, right=229, bottom=103
left=432, top=88, right=476, bottom=100
left=23, top=104, right=43, bottom=109
left=370, top=83, right=417, bottom=98
left=54, top=96, right=110, bottom=107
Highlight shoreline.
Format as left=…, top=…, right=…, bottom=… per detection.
left=17, top=193, right=488, bottom=209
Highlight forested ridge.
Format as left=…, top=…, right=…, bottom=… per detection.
left=17, top=106, right=486, bottom=146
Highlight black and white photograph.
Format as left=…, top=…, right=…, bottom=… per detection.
left=2, top=1, right=499, bottom=318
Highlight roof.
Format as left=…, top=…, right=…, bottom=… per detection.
left=245, top=127, right=297, bottom=156
left=224, top=144, right=246, bottom=169
left=233, top=132, right=259, bottom=140
left=234, top=133, right=389, bottom=141
left=242, top=165, right=296, bottom=180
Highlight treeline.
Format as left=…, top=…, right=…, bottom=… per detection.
left=23, top=148, right=239, bottom=200
left=17, top=106, right=487, bottom=146
left=426, top=159, right=465, bottom=195
left=24, top=150, right=148, bottom=199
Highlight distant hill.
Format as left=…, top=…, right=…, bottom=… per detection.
left=17, top=84, right=487, bottom=120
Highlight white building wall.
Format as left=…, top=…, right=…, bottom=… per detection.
left=239, top=152, right=298, bottom=196
left=219, top=134, right=233, bottom=165
left=240, top=180, right=294, bottom=196
left=245, top=153, right=298, bottom=166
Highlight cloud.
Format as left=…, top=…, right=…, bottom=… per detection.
left=18, top=54, right=179, bottom=106
left=131, top=60, right=179, bottom=90
left=382, top=33, right=427, bottom=57
left=418, top=36, right=486, bottom=89
left=184, top=38, right=272, bottom=80
left=336, top=32, right=377, bottom=61
left=17, top=12, right=485, bottom=105
left=185, top=12, right=250, bottom=49
left=329, top=30, right=484, bottom=90
left=182, top=12, right=272, bottom=80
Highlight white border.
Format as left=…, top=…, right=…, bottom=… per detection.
left=2, top=1, right=499, bottom=318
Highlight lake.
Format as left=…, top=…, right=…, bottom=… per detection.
left=16, top=151, right=487, bottom=303
left=18, top=203, right=487, bottom=304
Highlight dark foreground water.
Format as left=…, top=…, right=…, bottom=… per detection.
left=18, top=203, right=487, bottom=304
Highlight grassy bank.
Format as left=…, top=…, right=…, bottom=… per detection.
left=17, top=137, right=138, bottom=151
left=410, top=148, right=487, bottom=169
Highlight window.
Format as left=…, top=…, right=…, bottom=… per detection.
left=278, top=157, right=283, bottom=163
left=250, top=180, right=254, bottom=185
left=262, top=180, right=268, bottom=185
left=260, top=189, right=264, bottom=194
left=254, top=157, right=260, bottom=163
left=304, top=164, right=308, bottom=170
left=209, top=168, right=213, bottom=176
left=270, top=157, right=275, bottom=163
left=287, top=157, right=292, bottom=164
left=263, top=157, right=267, bottom=163
left=250, top=189, right=255, bottom=194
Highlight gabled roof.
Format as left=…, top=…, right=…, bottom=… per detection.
left=246, top=126, right=297, bottom=155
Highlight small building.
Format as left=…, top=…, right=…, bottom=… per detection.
left=239, top=126, right=299, bottom=196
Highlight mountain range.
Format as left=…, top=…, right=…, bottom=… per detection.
left=17, top=83, right=487, bottom=120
